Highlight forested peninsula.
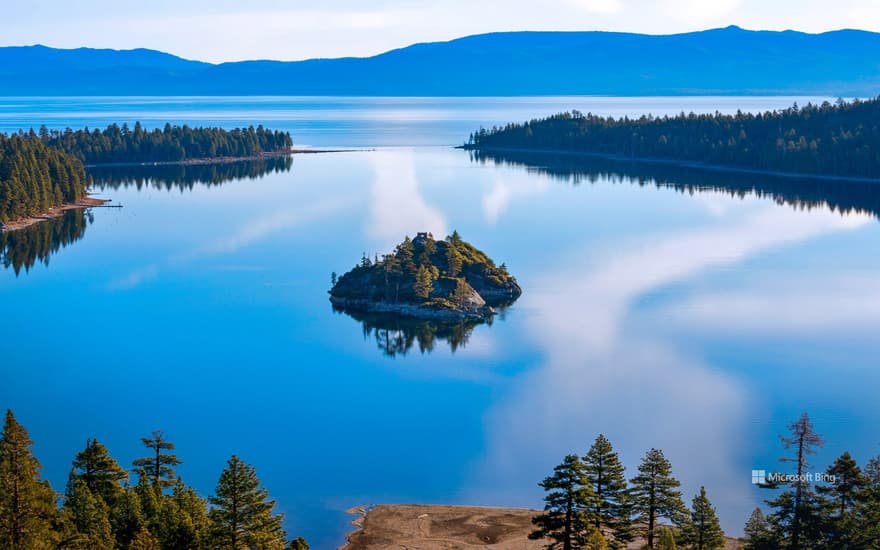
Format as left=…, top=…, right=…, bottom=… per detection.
left=39, top=123, right=293, bottom=165
left=0, top=134, right=87, bottom=225
left=330, top=232, right=521, bottom=320
left=1, top=123, right=294, bottom=230
left=464, top=98, right=880, bottom=179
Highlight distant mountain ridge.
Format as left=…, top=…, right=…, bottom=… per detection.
left=2, top=26, right=880, bottom=96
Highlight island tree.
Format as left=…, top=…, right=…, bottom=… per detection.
left=742, top=508, right=774, bottom=550
left=629, top=448, right=687, bottom=549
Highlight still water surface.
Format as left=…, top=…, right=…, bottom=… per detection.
left=1, top=96, right=879, bottom=548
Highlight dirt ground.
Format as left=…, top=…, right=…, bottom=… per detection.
left=341, top=504, right=742, bottom=550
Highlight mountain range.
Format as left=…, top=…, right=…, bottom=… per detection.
left=2, top=26, right=880, bottom=96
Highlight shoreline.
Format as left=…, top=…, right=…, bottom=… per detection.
left=83, top=148, right=358, bottom=168
left=1, top=197, right=110, bottom=233
left=460, top=145, right=880, bottom=184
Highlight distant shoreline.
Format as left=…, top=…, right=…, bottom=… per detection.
left=461, top=146, right=880, bottom=184
left=83, top=148, right=357, bottom=168
left=1, top=196, right=110, bottom=233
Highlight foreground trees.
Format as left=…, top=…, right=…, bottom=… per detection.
left=0, top=409, right=308, bottom=549
left=530, top=454, right=595, bottom=550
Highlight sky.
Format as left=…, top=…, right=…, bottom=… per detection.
left=4, top=0, right=880, bottom=63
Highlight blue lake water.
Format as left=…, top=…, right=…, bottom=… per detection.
left=2, top=96, right=879, bottom=548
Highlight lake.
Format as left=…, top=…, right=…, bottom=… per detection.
left=2, top=96, right=879, bottom=549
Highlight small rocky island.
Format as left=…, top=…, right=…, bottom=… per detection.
left=329, top=232, right=521, bottom=320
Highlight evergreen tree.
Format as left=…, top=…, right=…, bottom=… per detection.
left=208, top=455, right=287, bottom=550
left=629, top=449, right=687, bottom=549
left=63, top=472, right=114, bottom=550
left=529, top=454, right=595, bottom=550
left=132, top=430, right=182, bottom=490
left=816, top=451, right=868, bottom=548
left=110, top=485, right=146, bottom=549
left=865, top=455, right=880, bottom=489
left=72, top=438, right=127, bottom=505
left=765, top=413, right=824, bottom=550
left=0, top=409, right=57, bottom=549
left=413, top=265, right=435, bottom=299
left=445, top=245, right=463, bottom=277
left=582, top=434, right=631, bottom=547
left=655, top=527, right=678, bottom=550
left=585, top=529, right=608, bottom=550
left=287, top=537, right=310, bottom=550
left=680, top=487, right=725, bottom=550
left=129, top=526, right=161, bottom=550
left=742, top=508, right=774, bottom=550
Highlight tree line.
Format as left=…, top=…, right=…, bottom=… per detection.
left=0, top=134, right=86, bottom=224
left=36, top=123, right=293, bottom=165
left=531, top=413, right=880, bottom=550
left=465, top=97, right=880, bottom=179
left=0, top=410, right=308, bottom=550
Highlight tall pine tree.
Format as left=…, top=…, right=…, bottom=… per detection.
left=530, top=454, right=596, bottom=550
left=132, top=430, right=182, bottom=490
left=0, top=410, right=57, bottom=549
left=208, top=455, right=288, bottom=550
left=629, top=448, right=687, bottom=550
left=680, top=486, right=725, bottom=550
left=72, top=438, right=127, bottom=505
left=582, top=435, right=631, bottom=547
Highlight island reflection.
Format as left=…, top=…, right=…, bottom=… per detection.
left=334, top=305, right=492, bottom=357
left=1, top=209, right=92, bottom=275
left=469, top=149, right=880, bottom=219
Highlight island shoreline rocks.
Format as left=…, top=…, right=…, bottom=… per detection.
left=328, top=232, right=521, bottom=321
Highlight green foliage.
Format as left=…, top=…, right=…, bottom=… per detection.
left=629, top=449, right=688, bottom=549
left=132, top=430, right=182, bottom=490
left=330, top=231, right=520, bottom=311
left=0, top=410, right=58, bottom=549
left=530, top=454, right=596, bottom=550
left=208, top=455, right=287, bottom=550
left=742, top=508, right=774, bottom=550
left=0, top=133, right=86, bottom=224
left=680, top=487, right=725, bottom=550
left=655, top=527, right=678, bottom=550
left=129, top=527, right=161, bottom=550
left=72, top=438, right=128, bottom=506
left=582, top=435, right=631, bottom=547
left=63, top=473, right=114, bottom=550
left=467, top=98, right=880, bottom=178
left=585, top=529, right=608, bottom=550
left=39, top=122, right=293, bottom=165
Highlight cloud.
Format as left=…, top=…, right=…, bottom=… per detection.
left=566, top=0, right=624, bottom=14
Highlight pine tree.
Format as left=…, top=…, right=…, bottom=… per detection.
left=582, top=435, right=631, bottom=547
left=585, top=529, right=608, bottom=550
left=765, top=413, right=824, bottom=550
left=865, top=455, right=880, bottom=489
left=110, top=485, right=145, bottom=549
left=680, top=487, right=724, bottom=550
left=63, top=472, right=114, bottom=550
left=287, top=537, right=310, bottom=550
left=0, top=409, right=57, bottom=549
left=208, top=455, right=287, bottom=550
left=132, top=430, right=182, bottom=490
left=655, top=527, right=678, bottom=550
left=816, top=451, right=867, bottom=548
left=413, top=264, right=435, bottom=299
left=129, top=526, right=161, bottom=550
left=529, top=454, right=595, bottom=550
left=72, top=438, right=127, bottom=505
left=629, top=449, right=687, bottom=549
left=445, top=245, right=463, bottom=277
left=742, top=508, right=774, bottom=550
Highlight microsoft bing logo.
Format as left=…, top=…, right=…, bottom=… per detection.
left=752, top=470, right=767, bottom=485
